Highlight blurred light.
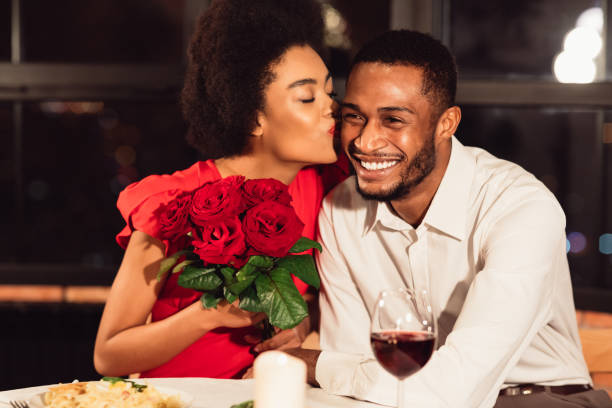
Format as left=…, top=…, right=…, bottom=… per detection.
left=553, top=51, right=596, bottom=83
left=27, top=180, right=49, bottom=201
left=39, top=101, right=67, bottom=115
left=563, top=27, right=602, bottom=59
left=567, top=232, right=587, bottom=254
left=114, top=145, right=136, bottom=166
left=66, top=101, right=104, bottom=115
left=322, top=3, right=350, bottom=50
left=576, top=7, right=603, bottom=33
left=98, top=108, right=119, bottom=130
left=599, top=233, right=612, bottom=255
left=566, top=239, right=571, bottom=253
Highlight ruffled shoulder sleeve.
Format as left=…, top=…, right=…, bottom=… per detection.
left=116, top=161, right=221, bottom=250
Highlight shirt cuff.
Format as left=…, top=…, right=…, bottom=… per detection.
left=316, top=350, right=396, bottom=406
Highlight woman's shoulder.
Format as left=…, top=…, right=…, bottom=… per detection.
left=115, top=160, right=220, bottom=248
left=117, top=161, right=219, bottom=216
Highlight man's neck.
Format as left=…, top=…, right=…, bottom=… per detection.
left=389, top=140, right=452, bottom=227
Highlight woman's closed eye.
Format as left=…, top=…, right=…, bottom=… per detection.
left=300, top=97, right=315, bottom=103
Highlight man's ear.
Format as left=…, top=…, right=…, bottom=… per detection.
left=435, top=106, right=461, bottom=140
left=252, top=111, right=265, bottom=138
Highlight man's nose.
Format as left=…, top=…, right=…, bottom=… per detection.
left=355, top=122, right=386, bottom=153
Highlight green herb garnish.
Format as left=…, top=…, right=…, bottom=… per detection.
left=230, top=400, right=254, bottom=408
left=101, top=376, right=148, bottom=392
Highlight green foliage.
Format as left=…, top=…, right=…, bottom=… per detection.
left=288, top=237, right=322, bottom=253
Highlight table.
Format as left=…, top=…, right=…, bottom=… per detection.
left=0, top=377, right=387, bottom=408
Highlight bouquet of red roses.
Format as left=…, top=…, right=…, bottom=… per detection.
left=156, top=175, right=321, bottom=330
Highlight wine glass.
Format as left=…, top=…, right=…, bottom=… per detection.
left=370, top=288, right=436, bottom=407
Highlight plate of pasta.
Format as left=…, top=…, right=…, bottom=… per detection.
left=27, top=378, right=193, bottom=408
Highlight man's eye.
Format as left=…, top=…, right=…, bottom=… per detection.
left=300, top=97, right=315, bottom=103
left=342, top=113, right=364, bottom=123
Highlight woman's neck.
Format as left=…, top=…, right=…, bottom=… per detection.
left=214, top=154, right=302, bottom=185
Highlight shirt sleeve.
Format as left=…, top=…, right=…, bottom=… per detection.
left=315, top=194, right=398, bottom=407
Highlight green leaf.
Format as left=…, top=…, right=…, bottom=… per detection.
left=235, top=263, right=258, bottom=282
left=220, top=267, right=236, bottom=285
left=156, top=249, right=192, bottom=281
left=172, top=259, right=197, bottom=274
left=230, top=400, right=253, bottom=408
left=228, top=274, right=257, bottom=295
left=246, top=255, right=274, bottom=269
left=288, top=237, right=322, bottom=253
left=239, top=286, right=263, bottom=312
left=277, top=255, right=320, bottom=289
left=178, top=265, right=222, bottom=291
left=201, top=292, right=222, bottom=309
left=224, top=287, right=237, bottom=304
left=255, top=267, right=308, bottom=329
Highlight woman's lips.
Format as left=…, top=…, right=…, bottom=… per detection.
left=328, top=124, right=336, bottom=136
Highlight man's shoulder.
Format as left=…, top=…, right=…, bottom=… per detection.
left=465, top=145, right=564, bottom=222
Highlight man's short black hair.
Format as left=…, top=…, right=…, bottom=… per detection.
left=181, top=0, right=325, bottom=159
left=350, top=30, right=457, bottom=116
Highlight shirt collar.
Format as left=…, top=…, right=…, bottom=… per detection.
left=363, top=136, right=475, bottom=240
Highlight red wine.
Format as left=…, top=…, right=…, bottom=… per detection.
left=371, top=331, right=435, bottom=379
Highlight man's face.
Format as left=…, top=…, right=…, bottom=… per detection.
left=340, top=62, right=439, bottom=201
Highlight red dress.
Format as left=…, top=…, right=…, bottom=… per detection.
left=115, top=159, right=347, bottom=378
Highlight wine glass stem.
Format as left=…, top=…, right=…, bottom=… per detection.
left=397, top=378, right=405, bottom=408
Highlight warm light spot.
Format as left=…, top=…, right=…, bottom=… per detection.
left=563, top=27, right=602, bottom=59
left=553, top=51, right=596, bottom=84
left=576, top=7, right=603, bottom=33
left=114, top=145, right=136, bottom=166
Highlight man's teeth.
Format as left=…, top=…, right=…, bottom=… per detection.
left=360, top=160, right=398, bottom=171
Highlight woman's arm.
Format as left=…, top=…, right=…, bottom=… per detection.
left=94, top=230, right=263, bottom=376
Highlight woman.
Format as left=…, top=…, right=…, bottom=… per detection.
left=94, top=0, right=346, bottom=378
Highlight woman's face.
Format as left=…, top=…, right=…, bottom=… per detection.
left=256, top=45, right=337, bottom=166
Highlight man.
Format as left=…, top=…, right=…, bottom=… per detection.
left=285, top=30, right=612, bottom=407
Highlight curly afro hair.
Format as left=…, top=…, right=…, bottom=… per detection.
left=181, top=0, right=326, bottom=159
left=351, top=30, right=457, bottom=118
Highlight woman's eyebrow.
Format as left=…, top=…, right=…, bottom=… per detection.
left=288, top=72, right=331, bottom=89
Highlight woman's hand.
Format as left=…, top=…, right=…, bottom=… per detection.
left=210, top=300, right=266, bottom=329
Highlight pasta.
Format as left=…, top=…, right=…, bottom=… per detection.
left=43, top=380, right=184, bottom=408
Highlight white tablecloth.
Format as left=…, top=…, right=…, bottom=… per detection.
left=0, top=377, right=386, bottom=408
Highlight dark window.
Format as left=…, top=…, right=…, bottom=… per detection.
left=459, top=106, right=611, bottom=288
left=4, top=100, right=195, bottom=267
left=450, top=0, right=605, bottom=81
left=0, top=103, right=14, bottom=261
left=0, top=1, right=9, bottom=60
left=22, top=0, right=184, bottom=63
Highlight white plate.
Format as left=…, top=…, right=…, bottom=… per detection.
left=27, top=381, right=194, bottom=408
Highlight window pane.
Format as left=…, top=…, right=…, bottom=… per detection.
left=459, top=106, right=611, bottom=288
left=0, top=0, right=10, bottom=60
left=22, top=0, right=185, bottom=63
left=450, top=0, right=606, bottom=82
left=8, top=100, right=196, bottom=271
left=0, top=103, right=14, bottom=261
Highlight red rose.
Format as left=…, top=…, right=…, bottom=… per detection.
left=242, top=201, right=305, bottom=258
left=159, top=192, right=193, bottom=240
left=242, top=178, right=292, bottom=209
left=190, top=176, right=245, bottom=226
left=192, top=217, right=246, bottom=266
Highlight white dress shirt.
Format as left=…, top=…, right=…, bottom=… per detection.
left=315, top=136, right=591, bottom=408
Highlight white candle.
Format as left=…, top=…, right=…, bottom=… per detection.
left=254, top=351, right=306, bottom=408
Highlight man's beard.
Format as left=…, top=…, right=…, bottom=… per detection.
left=354, top=133, right=436, bottom=202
